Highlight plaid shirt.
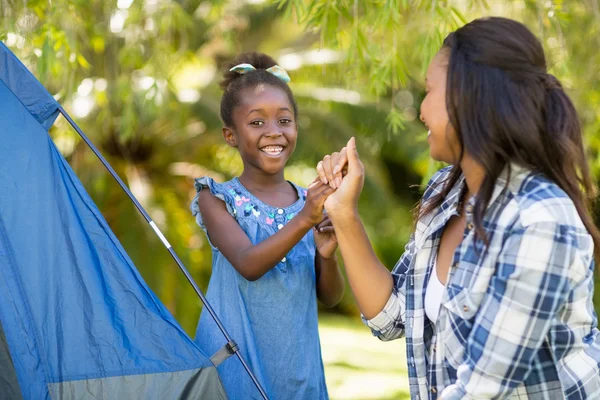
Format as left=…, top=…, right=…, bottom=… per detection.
left=364, top=164, right=600, bottom=399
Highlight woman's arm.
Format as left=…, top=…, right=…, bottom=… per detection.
left=198, top=180, right=334, bottom=281
left=318, top=137, right=394, bottom=319
left=327, top=210, right=393, bottom=319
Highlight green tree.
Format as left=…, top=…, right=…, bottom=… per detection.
left=1, top=0, right=417, bottom=330
left=2, top=0, right=599, bottom=331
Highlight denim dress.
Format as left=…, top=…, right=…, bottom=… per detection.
left=190, top=177, right=329, bottom=400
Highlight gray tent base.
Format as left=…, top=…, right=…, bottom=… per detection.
left=47, top=367, right=227, bottom=400
left=1, top=318, right=226, bottom=400
left=0, top=320, right=23, bottom=400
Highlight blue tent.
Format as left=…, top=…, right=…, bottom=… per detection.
left=0, top=42, right=227, bottom=399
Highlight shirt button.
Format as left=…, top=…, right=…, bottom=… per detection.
left=277, top=209, right=284, bottom=215
left=452, top=262, right=459, bottom=268
left=465, top=204, right=473, bottom=213
left=432, top=344, right=437, bottom=352
left=431, top=387, right=437, bottom=394
left=467, top=222, right=474, bottom=230
left=463, top=305, right=469, bottom=312
left=281, top=257, right=287, bottom=262
left=277, top=223, right=284, bottom=229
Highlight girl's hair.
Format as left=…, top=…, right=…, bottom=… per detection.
left=417, top=17, right=600, bottom=259
left=219, top=52, right=298, bottom=128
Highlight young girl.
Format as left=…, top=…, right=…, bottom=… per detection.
left=191, top=52, right=344, bottom=400
left=317, top=17, right=600, bottom=399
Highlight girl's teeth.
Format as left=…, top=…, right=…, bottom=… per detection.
left=262, top=146, right=283, bottom=154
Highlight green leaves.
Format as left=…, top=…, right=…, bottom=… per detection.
left=276, top=0, right=471, bottom=113
left=386, top=108, right=405, bottom=137
left=4, top=0, right=600, bottom=324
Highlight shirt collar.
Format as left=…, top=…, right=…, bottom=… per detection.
left=445, top=162, right=532, bottom=217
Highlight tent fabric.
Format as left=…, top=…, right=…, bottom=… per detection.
left=0, top=42, right=227, bottom=399
left=0, top=42, right=59, bottom=130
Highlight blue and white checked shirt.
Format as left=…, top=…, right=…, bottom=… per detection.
left=365, top=164, right=600, bottom=399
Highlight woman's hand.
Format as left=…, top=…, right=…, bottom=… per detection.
left=316, top=137, right=365, bottom=217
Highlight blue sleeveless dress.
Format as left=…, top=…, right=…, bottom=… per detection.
left=190, top=177, right=329, bottom=400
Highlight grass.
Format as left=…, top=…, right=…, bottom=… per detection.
left=318, top=313, right=410, bottom=400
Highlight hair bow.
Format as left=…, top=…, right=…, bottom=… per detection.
left=229, top=63, right=291, bottom=83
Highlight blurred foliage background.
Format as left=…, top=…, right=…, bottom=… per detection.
left=1, top=1, right=599, bottom=398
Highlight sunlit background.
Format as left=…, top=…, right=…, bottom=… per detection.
left=2, top=1, right=600, bottom=398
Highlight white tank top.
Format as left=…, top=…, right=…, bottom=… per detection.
left=425, top=266, right=445, bottom=325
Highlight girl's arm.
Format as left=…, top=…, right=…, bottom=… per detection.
left=198, top=180, right=334, bottom=281
left=315, top=254, right=344, bottom=308
left=313, top=217, right=344, bottom=307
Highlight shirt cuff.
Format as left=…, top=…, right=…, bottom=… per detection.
left=440, top=384, right=468, bottom=400
left=361, top=290, right=403, bottom=334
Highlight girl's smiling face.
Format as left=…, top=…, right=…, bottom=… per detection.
left=224, top=84, right=297, bottom=176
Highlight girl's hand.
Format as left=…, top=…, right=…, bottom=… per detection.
left=298, top=179, right=336, bottom=226
left=317, top=137, right=365, bottom=217
left=314, top=215, right=337, bottom=259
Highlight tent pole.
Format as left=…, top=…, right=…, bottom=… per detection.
left=58, top=106, right=269, bottom=400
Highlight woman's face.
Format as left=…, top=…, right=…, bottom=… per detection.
left=420, top=50, right=461, bottom=164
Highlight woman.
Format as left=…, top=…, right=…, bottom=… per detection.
left=318, top=17, right=600, bottom=399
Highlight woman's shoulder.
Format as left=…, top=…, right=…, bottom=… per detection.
left=508, top=168, right=586, bottom=230
left=500, top=167, right=595, bottom=273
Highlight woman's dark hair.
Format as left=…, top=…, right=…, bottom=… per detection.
left=417, top=17, right=600, bottom=260
left=219, top=52, right=298, bottom=128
